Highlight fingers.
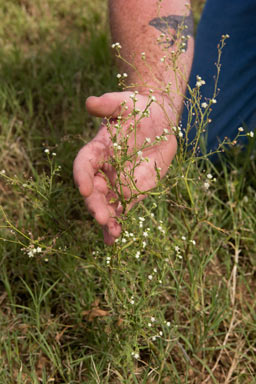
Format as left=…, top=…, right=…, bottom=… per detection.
left=75, top=91, right=135, bottom=196
left=85, top=92, right=135, bottom=118
left=73, top=140, right=107, bottom=197
left=85, top=173, right=122, bottom=244
left=103, top=218, right=122, bottom=245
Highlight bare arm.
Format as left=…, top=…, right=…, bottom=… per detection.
left=73, top=0, right=194, bottom=244
left=108, top=0, right=194, bottom=112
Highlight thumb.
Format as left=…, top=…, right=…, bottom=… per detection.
left=86, top=92, right=135, bottom=118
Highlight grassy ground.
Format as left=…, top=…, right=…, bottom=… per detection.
left=0, top=0, right=256, bottom=383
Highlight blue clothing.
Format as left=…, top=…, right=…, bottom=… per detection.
left=182, top=0, right=256, bottom=152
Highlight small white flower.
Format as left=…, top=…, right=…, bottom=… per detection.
left=130, top=299, right=135, bottom=305
left=153, top=268, right=157, bottom=273
left=139, top=217, right=145, bottom=222
left=207, top=173, right=213, bottom=179
left=143, top=231, right=148, bottom=237
left=178, top=131, right=183, bottom=138
left=148, top=322, right=152, bottom=327
left=201, top=102, right=208, bottom=109
left=145, top=137, right=151, bottom=143
left=28, top=250, right=34, bottom=258
left=190, top=239, right=196, bottom=245
left=148, top=275, right=153, bottom=280
left=123, top=73, right=128, bottom=78
left=113, top=142, right=118, bottom=147
left=134, top=353, right=139, bottom=359
left=44, top=149, right=50, bottom=154
left=204, top=182, right=210, bottom=190
left=175, top=246, right=180, bottom=252
left=152, top=336, right=157, bottom=341
left=137, top=151, right=143, bottom=157
left=248, top=131, right=254, bottom=138
left=159, top=331, right=163, bottom=336
left=1, top=169, right=6, bottom=174
left=181, top=236, right=186, bottom=241
left=211, top=99, right=217, bottom=104
left=151, top=95, right=156, bottom=102
left=52, top=152, right=56, bottom=156
left=142, top=241, right=147, bottom=248
left=116, top=73, right=122, bottom=79
left=36, top=247, right=42, bottom=253
left=122, top=238, right=127, bottom=243
left=164, top=128, right=169, bottom=134
left=166, top=321, right=171, bottom=327
left=238, top=127, right=244, bottom=132
left=151, top=317, right=156, bottom=322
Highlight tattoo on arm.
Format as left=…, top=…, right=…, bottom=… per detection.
left=149, top=11, right=193, bottom=50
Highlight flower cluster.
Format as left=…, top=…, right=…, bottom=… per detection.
left=44, top=148, right=56, bottom=156
left=111, top=42, right=122, bottom=49
left=196, top=75, right=205, bottom=88
left=22, top=245, right=42, bottom=258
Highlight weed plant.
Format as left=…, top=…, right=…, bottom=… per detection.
left=0, top=1, right=256, bottom=383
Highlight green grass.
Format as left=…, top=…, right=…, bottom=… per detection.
left=0, top=1, right=256, bottom=383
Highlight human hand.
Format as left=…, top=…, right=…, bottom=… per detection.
left=73, top=91, right=177, bottom=245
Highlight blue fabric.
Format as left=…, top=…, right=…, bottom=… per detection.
left=182, top=0, right=256, bottom=152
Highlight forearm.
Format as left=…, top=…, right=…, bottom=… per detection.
left=109, top=0, right=194, bottom=119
